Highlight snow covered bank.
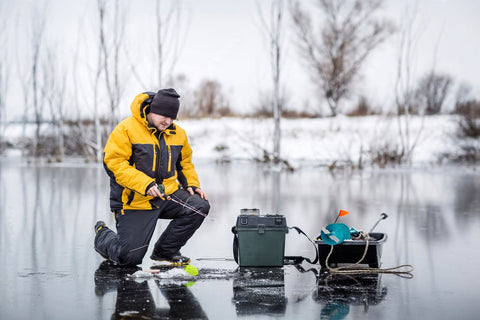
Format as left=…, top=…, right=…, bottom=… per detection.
left=2, top=115, right=478, bottom=166
left=180, top=115, right=472, bottom=166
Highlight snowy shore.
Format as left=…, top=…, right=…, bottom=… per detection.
left=2, top=115, right=478, bottom=167
left=180, top=115, right=474, bottom=167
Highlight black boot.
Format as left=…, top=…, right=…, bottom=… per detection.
left=150, top=252, right=191, bottom=266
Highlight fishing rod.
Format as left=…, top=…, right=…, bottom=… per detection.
left=157, top=184, right=208, bottom=218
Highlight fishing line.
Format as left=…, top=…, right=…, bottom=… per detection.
left=196, top=258, right=235, bottom=261
left=166, top=193, right=208, bottom=218
left=157, top=183, right=207, bottom=218
left=157, top=184, right=208, bottom=218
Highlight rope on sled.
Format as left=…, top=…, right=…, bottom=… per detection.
left=325, top=232, right=414, bottom=278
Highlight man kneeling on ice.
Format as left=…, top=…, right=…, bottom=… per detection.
left=94, top=89, right=210, bottom=266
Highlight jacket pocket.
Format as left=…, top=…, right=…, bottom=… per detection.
left=126, top=189, right=135, bottom=205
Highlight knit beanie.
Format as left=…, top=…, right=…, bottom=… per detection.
left=150, top=88, right=180, bottom=119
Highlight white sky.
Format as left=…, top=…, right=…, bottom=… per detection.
left=1, top=0, right=479, bottom=119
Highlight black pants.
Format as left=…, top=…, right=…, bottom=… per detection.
left=94, top=189, right=210, bottom=266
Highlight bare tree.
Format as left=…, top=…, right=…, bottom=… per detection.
left=125, top=0, right=189, bottom=89
left=453, top=84, right=480, bottom=138
left=0, top=3, right=8, bottom=152
left=290, top=0, right=394, bottom=116
left=86, top=0, right=128, bottom=161
left=455, top=99, right=480, bottom=138
left=454, top=83, right=473, bottom=108
left=42, top=46, right=67, bottom=161
left=154, top=0, right=187, bottom=87
left=94, top=1, right=107, bottom=162
left=257, top=0, right=285, bottom=164
left=415, top=72, right=452, bottom=115
left=394, top=0, right=426, bottom=164
left=28, top=3, right=48, bottom=156
left=194, top=80, right=231, bottom=117
left=0, top=57, right=6, bottom=152
left=13, top=10, right=31, bottom=138
left=97, top=0, right=127, bottom=131
left=67, top=23, right=98, bottom=161
left=410, top=23, right=450, bottom=116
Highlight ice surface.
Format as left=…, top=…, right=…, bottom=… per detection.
left=1, top=160, right=480, bottom=320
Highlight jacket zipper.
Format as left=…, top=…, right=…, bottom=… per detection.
left=152, top=130, right=161, bottom=182
left=167, top=145, right=172, bottom=173
left=152, top=144, right=157, bottom=172
left=155, top=143, right=161, bottom=182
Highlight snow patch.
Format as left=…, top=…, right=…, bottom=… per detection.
left=130, top=268, right=194, bottom=280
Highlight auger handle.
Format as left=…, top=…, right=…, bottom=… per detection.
left=369, top=213, right=388, bottom=233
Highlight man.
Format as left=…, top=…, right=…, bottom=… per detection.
left=94, top=88, right=210, bottom=266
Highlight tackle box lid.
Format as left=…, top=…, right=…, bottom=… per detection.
left=235, top=214, right=288, bottom=229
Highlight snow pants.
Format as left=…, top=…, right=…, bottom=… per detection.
left=94, top=189, right=210, bottom=266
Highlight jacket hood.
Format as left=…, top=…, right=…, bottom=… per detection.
left=129, top=92, right=177, bottom=134
left=130, top=92, right=156, bottom=126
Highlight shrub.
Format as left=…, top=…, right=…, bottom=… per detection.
left=193, top=80, right=232, bottom=117
left=369, top=143, right=404, bottom=167
left=454, top=100, right=480, bottom=138
left=415, top=72, right=453, bottom=115
left=347, top=96, right=378, bottom=116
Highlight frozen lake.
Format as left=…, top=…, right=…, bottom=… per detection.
left=1, top=158, right=480, bottom=319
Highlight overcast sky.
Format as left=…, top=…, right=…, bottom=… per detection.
left=1, top=0, right=479, bottom=119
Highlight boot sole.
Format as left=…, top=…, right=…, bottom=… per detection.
left=150, top=258, right=191, bottom=267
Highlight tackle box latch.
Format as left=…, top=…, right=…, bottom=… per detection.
left=258, top=224, right=265, bottom=234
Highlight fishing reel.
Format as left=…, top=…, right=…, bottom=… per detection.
left=156, top=183, right=171, bottom=201
left=157, top=183, right=166, bottom=195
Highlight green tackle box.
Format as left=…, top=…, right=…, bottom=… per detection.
left=232, top=212, right=289, bottom=267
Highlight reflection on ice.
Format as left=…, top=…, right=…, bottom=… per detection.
left=94, top=261, right=207, bottom=319
left=314, top=271, right=388, bottom=319
left=1, top=160, right=480, bottom=319
left=233, top=268, right=287, bottom=316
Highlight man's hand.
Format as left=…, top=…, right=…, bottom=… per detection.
left=187, top=187, right=209, bottom=201
left=147, top=185, right=164, bottom=198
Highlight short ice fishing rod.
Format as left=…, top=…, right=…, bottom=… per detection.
left=157, top=184, right=208, bottom=218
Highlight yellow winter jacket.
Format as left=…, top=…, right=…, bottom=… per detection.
left=103, top=92, right=200, bottom=211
